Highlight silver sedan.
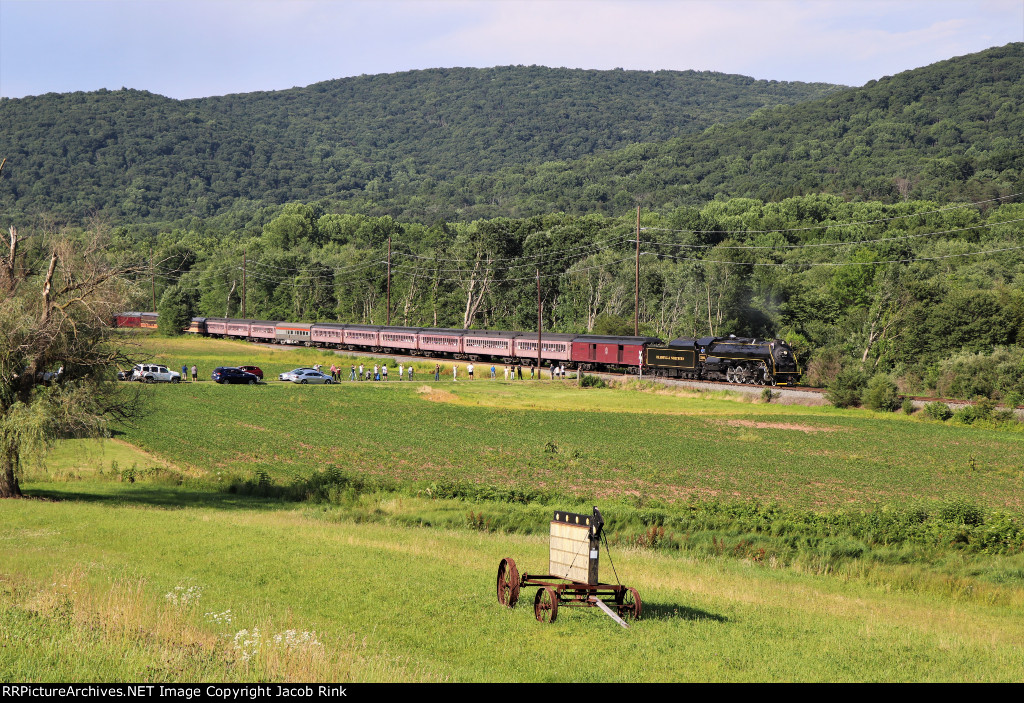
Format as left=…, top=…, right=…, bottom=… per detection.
left=279, top=367, right=317, bottom=382
left=290, top=369, right=334, bottom=385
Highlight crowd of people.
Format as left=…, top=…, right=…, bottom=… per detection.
left=326, top=360, right=573, bottom=382
left=175, top=360, right=575, bottom=384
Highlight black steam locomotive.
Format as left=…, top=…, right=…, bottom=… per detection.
left=643, top=336, right=800, bottom=386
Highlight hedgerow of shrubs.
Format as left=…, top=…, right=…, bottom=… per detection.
left=825, top=369, right=868, bottom=408
left=862, top=373, right=901, bottom=412
left=227, top=468, right=1024, bottom=563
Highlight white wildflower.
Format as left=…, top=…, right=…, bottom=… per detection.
left=233, top=627, right=261, bottom=662
left=164, top=585, right=203, bottom=606
left=205, top=609, right=233, bottom=625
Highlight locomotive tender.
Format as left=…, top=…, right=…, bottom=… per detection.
left=175, top=316, right=800, bottom=385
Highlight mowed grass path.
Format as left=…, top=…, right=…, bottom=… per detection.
left=118, top=377, right=1024, bottom=511
left=4, top=496, right=1023, bottom=682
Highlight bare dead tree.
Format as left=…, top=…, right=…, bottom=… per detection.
left=461, top=253, right=494, bottom=328
left=0, top=225, right=145, bottom=498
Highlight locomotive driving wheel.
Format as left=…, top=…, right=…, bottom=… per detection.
left=534, top=586, right=558, bottom=623
left=496, top=557, right=520, bottom=608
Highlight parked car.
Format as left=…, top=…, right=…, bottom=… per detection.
left=117, top=369, right=132, bottom=381
left=238, top=365, right=264, bottom=380
left=211, top=367, right=260, bottom=385
left=131, top=363, right=181, bottom=383
left=279, top=367, right=317, bottom=382
left=290, top=369, right=334, bottom=384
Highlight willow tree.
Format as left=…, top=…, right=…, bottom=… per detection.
left=0, top=225, right=140, bottom=498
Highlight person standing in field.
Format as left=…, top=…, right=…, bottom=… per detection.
left=191, top=364, right=197, bottom=382
left=382, top=364, right=388, bottom=381
left=374, top=364, right=380, bottom=381
left=434, top=363, right=440, bottom=381
left=358, top=363, right=364, bottom=380
left=491, top=365, right=496, bottom=379
left=530, top=365, right=535, bottom=380
left=504, top=366, right=509, bottom=380
left=350, top=365, right=356, bottom=381
left=453, top=364, right=458, bottom=381
left=468, top=362, right=474, bottom=380
left=399, top=363, right=404, bottom=380
left=517, top=365, right=523, bottom=380
left=408, top=365, right=413, bottom=381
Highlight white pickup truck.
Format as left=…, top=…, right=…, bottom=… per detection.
left=131, top=363, right=181, bottom=383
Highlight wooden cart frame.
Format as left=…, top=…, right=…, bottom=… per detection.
left=496, top=507, right=642, bottom=627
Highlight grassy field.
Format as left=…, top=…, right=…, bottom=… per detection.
left=4, top=495, right=1024, bottom=682
left=95, top=336, right=1024, bottom=512
left=5, top=333, right=1024, bottom=682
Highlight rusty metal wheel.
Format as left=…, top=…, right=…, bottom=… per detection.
left=496, top=557, right=520, bottom=608
left=616, top=587, right=642, bottom=620
left=534, top=586, right=558, bottom=623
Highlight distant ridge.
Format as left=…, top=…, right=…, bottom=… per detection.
left=0, top=66, right=841, bottom=223
left=450, top=43, right=1024, bottom=216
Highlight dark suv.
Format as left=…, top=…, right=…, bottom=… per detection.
left=211, top=367, right=260, bottom=385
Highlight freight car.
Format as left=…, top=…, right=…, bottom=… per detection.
left=643, top=335, right=800, bottom=386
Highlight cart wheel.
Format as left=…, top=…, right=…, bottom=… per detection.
left=616, top=587, right=642, bottom=621
left=497, top=557, right=520, bottom=608
left=534, top=586, right=558, bottom=623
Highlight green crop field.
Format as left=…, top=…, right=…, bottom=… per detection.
left=5, top=333, right=1024, bottom=682
left=97, top=335, right=1024, bottom=512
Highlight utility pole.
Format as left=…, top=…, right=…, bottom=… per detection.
left=242, top=250, right=247, bottom=318
left=151, top=246, right=156, bottom=313
left=386, top=234, right=392, bottom=326
left=634, top=205, right=640, bottom=336
left=536, top=268, right=542, bottom=375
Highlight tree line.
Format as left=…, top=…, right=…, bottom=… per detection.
left=134, top=194, right=1024, bottom=402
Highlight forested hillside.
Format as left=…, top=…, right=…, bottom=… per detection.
left=447, top=44, right=1024, bottom=217
left=0, top=66, right=839, bottom=223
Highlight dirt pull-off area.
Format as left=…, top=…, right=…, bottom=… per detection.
left=417, top=385, right=459, bottom=403
left=724, top=419, right=841, bottom=433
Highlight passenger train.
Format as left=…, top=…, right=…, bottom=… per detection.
left=164, top=316, right=801, bottom=385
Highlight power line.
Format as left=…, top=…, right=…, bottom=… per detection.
left=643, top=217, right=1024, bottom=251
left=640, top=191, right=1024, bottom=235
left=642, top=242, right=1024, bottom=268
left=390, top=232, right=635, bottom=263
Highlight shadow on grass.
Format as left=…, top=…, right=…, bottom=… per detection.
left=24, top=483, right=291, bottom=511
left=642, top=602, right=729, bottom=623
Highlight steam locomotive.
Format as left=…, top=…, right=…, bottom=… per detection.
left=643, top=336, right=800, bottom=386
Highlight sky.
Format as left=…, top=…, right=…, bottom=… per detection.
left=1, top=0, right=1022, bottom=100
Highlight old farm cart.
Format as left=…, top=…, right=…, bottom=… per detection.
left=496, top=507, right=641, bottom=627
